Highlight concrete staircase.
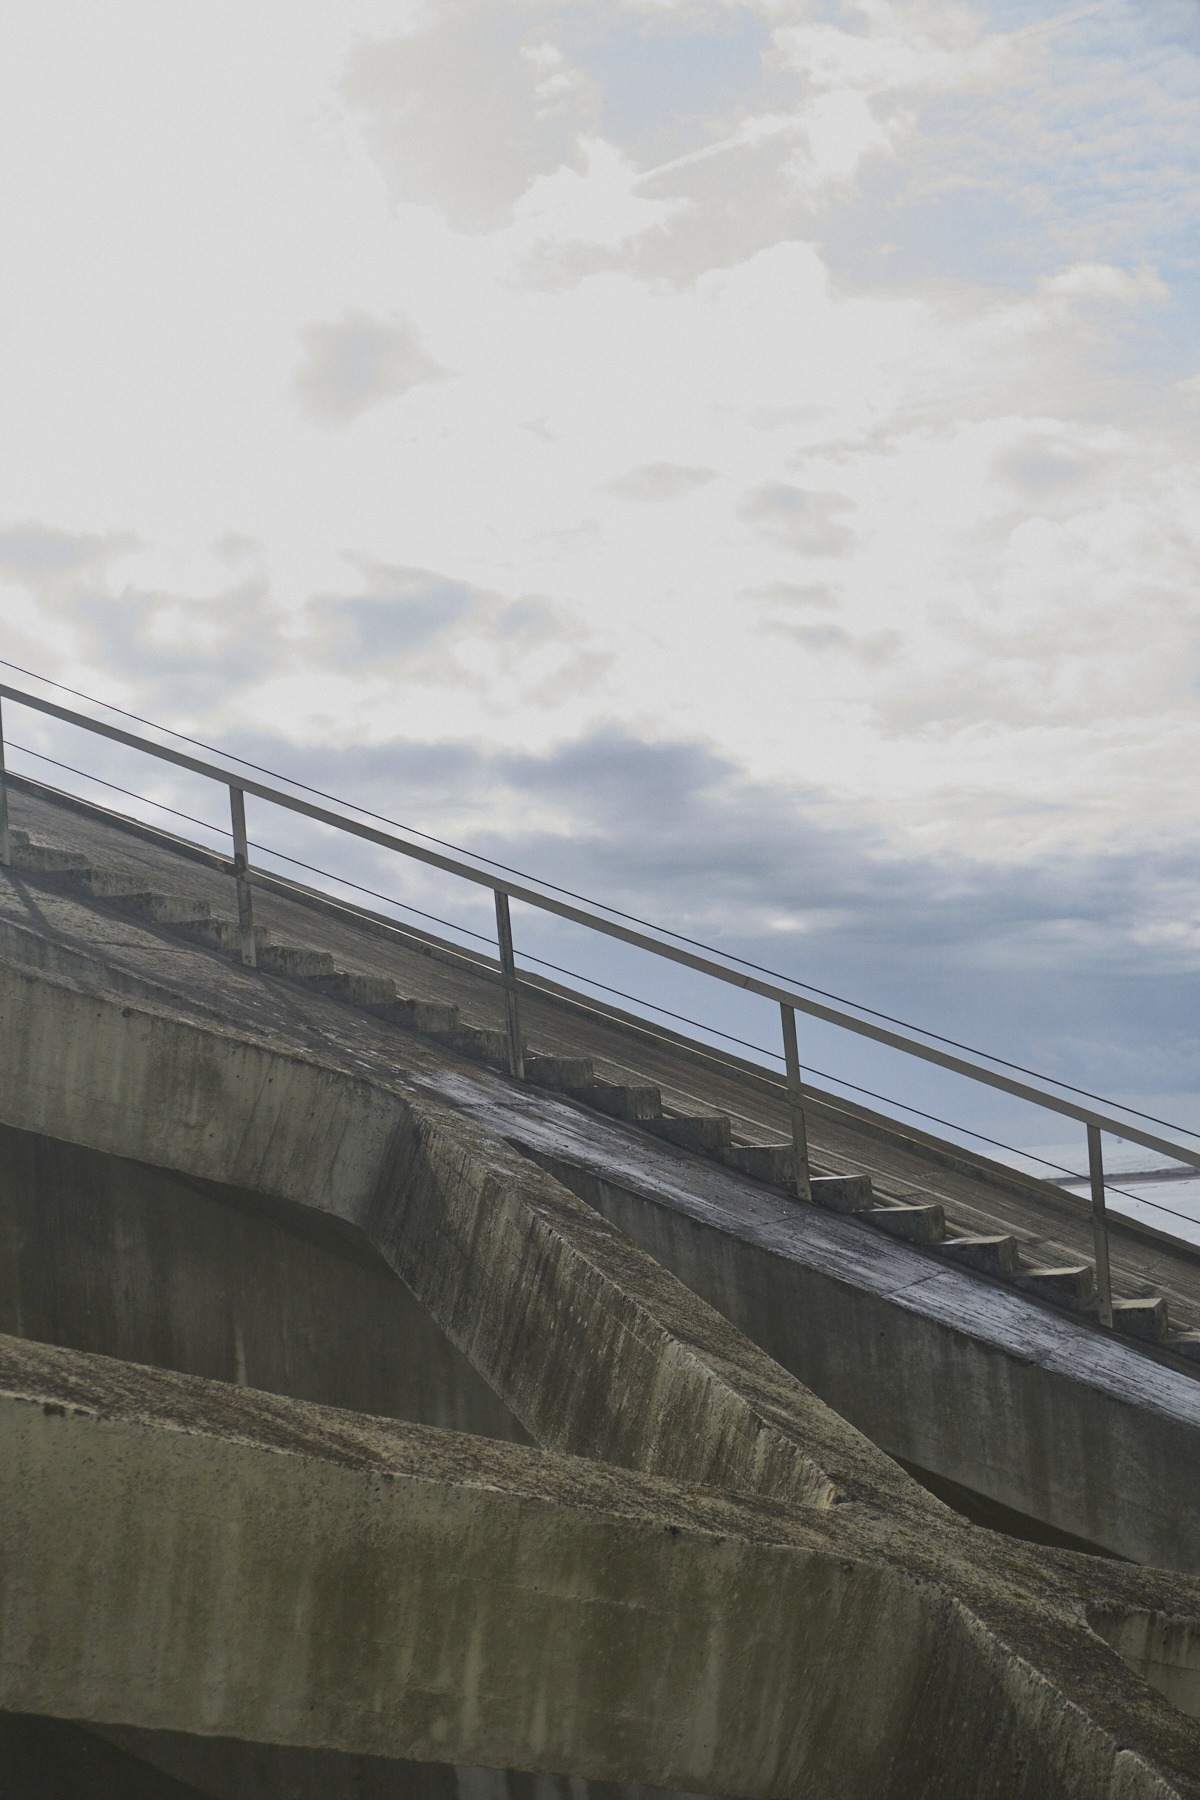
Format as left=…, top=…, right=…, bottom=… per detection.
left=10, top=826, right=1196, bottom=1365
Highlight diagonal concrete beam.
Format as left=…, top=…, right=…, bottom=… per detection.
left=3, top=1335, right=1200, bottom=1800
left=0, top=954, right=904, bottom=1511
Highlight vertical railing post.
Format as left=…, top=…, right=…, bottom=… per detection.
left=1087, top=1122, right=1114, bottom=1328
left=0, top=695, right=9, bottom=868
left=228, top=785, right=256, bottom=968
left=494, top=889, right=524, bottom=1079
left=780, top=1003, right=812, bottom=1202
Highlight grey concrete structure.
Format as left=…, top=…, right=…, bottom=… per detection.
left=6, top=1333, right=1200, bottom=1800
left=2, top=782, right=1200, bottom=1794
left=0, top=1124, right=527, bottom=1440
left=0, top=791, right=1198, bottom=1564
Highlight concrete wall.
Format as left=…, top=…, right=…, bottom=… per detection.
left=532, top=1155, right=1200, bottom=1571
left=6, top=1334, right=1200, bottom=1800
left=0, top=1121, right=526, bottom=1442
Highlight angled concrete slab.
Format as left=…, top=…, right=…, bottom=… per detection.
left=0, top=1121, right=527, bottom=1442
left=2, top=925, right=1195, bottom=1568
left=4, top=1336, right=1200, bottom=1799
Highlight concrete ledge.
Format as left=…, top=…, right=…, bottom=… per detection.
left=4, top=1336, right=1200, bottom=1799
left=501, top=1133, right=1200, bottom=1573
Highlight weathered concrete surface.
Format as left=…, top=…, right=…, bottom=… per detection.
left=10, top=774, right=1200, bottom=1798
left=1, top=916, right=1199, bottom=1568
left=5, top=1335, right=1200, bottom=1800
left=1088, top=1605, right=1200, bottom=1723
left=502, top=1138, right=1200, bottom=1567
left=5, top=1709, right=705, bottom=1800
left=3, top=951, right=1200, bottom=1786
left=0, top=950, right=887, bottom=1510
left=420, top=1050, right=1200, bottom=1557
left=431, top=1069, right=1200, bottom=1568
left=0, top=1122, right=526, bottom=1441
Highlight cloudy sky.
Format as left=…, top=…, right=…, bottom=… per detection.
left=1, top=0, right=1198, bottom=1161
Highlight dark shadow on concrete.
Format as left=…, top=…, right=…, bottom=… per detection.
left=94, top=1721, right=708, bottom=1800
left=0, top=1711, right=208, bottom=1799
left=0, top=1122, right=529, bottom=1444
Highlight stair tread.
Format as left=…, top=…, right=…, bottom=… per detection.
left=863, top=1202, right=945, bottom=1245
left=941, top=1234, right=1021, bottom=1277
left=647, top=1113, right=732, bottom=1150
left=807, top=1174, right=875, bottom=1212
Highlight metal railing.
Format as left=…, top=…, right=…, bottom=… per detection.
left=2, top=677, right=1199, bottom=1329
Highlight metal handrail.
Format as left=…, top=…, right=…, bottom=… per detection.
left=2, top=677, right=1198, bottom=1323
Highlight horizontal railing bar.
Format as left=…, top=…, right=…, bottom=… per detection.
left=5, top=679, right=1200, bottom=1173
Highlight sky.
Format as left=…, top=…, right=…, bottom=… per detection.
left=0, top=0, right=1198, bottom=1171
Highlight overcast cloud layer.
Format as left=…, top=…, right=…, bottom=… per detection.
left=0, top=0, right=1197, bottom=1147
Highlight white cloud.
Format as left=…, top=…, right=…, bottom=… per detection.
left=606, top=463, right=715, bottom=501
left=782, top=89, right=899, bottom=190
left=294, top=311, right=448, bottom=422
left=771, top=5, right=1015, bottom=97
left=0, top=0, right=1198, bottom=1113
left=1038, top=262, right=1169, bottom=306
left=342, top=5, right=598, bottom=227
left=740, top=483, right=857, bottom=555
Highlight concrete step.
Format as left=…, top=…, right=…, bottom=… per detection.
left=257, top=944, right=338, bottom=981
left=807, top=1173, right=875, bottom=1213
left=723, top=1147, right=886, bottom=1213
left=1112, top=1296, right=1170, bottom=1343
left=580, top=1082, right=663, bottom=1122
left=646, top=1112, right=732, bottom=1154
left=174, top=926, right=457, bottom=1034
left=430, top=1024, right=510, bottom=1068
left=106, top=892, right=213, bottom=926
left=178, top=918, right=270, bottom=955
left=60, top=867, right=160, bottom=899
left=722, top=1144, right=796, bottom=1187
left=1015, top=1265, right=1096, bottom=1310
left=524, top=1056, right=662, bottom=1121
left=941, top=1235, right=1020, bottom=1278
left=307, top=971, right=398, bottom=1008
left=8, top=834, right=91, bottom=874
left=863, top=1202, right=946, bottom=1246
left=526, top=1055, right=598, bottom=1091
left=377, top=996, right=461, bottom=1035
